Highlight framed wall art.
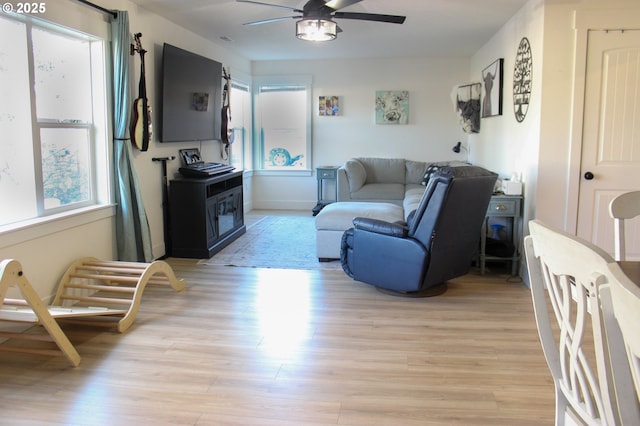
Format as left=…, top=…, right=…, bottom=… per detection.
left=319, top=95, right=340, bottom=116
left=375, top=90, right=409, bottom=124
left=455, top=83, right=481, bottom=133
left=481, top=58, right=503, bottom=118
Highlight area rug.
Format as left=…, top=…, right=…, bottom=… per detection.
left=198, top=215, right=343, bottom=270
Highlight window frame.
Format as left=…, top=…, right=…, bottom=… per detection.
left=252, top=75, right=312, bottom=176
left=229, top=79, right=251, bottom=172
left=0, top=12, right=112, bottom=237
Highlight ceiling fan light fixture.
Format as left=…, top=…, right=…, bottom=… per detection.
left=296, top=18, right=337, bottom=41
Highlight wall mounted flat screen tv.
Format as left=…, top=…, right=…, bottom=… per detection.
left=160, top=43, right=222, bottom=142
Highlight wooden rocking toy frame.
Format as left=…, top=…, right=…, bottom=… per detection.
left=0, top=257, right=185, bottom=366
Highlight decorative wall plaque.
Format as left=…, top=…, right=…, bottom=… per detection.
left=513, top=37, right=532, bottom=122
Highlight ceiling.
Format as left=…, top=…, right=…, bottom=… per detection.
left=127, top=0, right=530, bottom=61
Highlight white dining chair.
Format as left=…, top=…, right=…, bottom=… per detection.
left=602, top=262, right=640, bottom=405
left=525, top=220, right=639, bottom=425
left=609, top=190, right=640, bottom=261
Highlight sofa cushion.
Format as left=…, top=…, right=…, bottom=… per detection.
left=403, top=186, right=425, bottom=219
left=405, top=184, right=425, bottom=194
left=345, top=159, right=367, bottom=192
left=358, top=158, right=405, bottom=184
left=315, top=201, right=404, bottom=230
left=405, top=160, right=429, bottom=185
left=351, top=183, right=405, bottom=201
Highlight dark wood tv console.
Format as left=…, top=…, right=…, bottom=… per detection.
left=169, top=170, right=245, bottom=258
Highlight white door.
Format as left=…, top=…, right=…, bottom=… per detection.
left=577, top=29, right=640, bottom=260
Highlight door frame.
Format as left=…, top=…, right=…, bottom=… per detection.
left=567, top=9, right=640, bottom=233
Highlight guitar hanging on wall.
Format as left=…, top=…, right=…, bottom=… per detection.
left=221, top=67, right=234, bottom=147
left=131, top=33, right=152, bottom=152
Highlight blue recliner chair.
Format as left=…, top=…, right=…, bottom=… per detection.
left=341, top=165, right=498, bottom=296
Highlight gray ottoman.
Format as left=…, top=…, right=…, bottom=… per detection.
left=315, top=202, right=404, bottom=260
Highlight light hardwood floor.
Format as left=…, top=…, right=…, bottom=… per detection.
left=0, top=222, right=555, bottom=425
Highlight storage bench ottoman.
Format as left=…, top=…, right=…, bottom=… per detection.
left=315, top=202, right=404, bottom=260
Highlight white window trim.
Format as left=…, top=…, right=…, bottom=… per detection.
left=252, top=75, right=312, bottom=175
left=0, top=204, right=116, bottom=249
left=0, top=11, right=114, bottom=243
left=230, top=79, right=251, bottom=172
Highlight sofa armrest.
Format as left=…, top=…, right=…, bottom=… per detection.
left=353, top=217, right=408, bottom=238
left=336, top=167, right=352, bottom=201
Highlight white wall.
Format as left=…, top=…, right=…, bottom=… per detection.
left=251, top=57, right=473, bottom=210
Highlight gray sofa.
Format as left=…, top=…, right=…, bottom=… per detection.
left=336, top=157, right=468, bottom=219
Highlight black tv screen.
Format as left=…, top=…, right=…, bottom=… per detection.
left=160, top=43, right=222, bottom=142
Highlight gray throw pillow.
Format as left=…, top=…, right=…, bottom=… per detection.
left=405, top=160, right=428, bottom=184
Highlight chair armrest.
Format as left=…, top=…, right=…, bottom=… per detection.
left=353, top=217, right=408, bottom=238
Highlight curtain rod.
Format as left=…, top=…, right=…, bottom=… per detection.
left=76, top=0, right=117, bottom=19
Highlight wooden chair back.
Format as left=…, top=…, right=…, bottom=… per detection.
left=609, top=190, right=640, bottom=261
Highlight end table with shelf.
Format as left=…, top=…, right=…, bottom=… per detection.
left=316, top=166, right=338, bottom=205
left=479, top=194, right=523, bottom=275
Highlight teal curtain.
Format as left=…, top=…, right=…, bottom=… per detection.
left=110, top=11, right=153, bottom=262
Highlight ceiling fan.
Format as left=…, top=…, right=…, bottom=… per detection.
left=236, top=0, right=406, bottom=41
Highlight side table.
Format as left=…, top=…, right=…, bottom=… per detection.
left=316, top=166, right=338, bottom=204
left=479, top=194, right=523, bottom=275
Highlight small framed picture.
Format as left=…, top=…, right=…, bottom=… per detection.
left=481, top=59, right=503, bottom=117
left=319, top=96, right=340, bottom=116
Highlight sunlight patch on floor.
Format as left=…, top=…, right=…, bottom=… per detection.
left=254, top=269, right=314, bottom=360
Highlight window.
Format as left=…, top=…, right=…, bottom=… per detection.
left=230, top=80, right=250, bottom=171
left=0, top=14, right=108, bottom=228
left=253, top=76, right=311, bottom=172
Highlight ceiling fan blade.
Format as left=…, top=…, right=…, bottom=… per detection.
left=333, top=12, right=406, bottom=24
left=324, top=0, right=362, bottom=11
left=243, top=15, right=299, bottom=26
left=236, top=0, right=302, bottom=14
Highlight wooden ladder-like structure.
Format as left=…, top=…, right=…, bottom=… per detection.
left=0, top=257, right=185, bottom=366
left=52, top=257, right=185, bottom=332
